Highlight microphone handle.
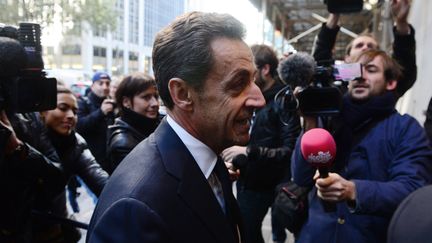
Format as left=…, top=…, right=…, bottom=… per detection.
left=318, top=167, right=336, bottom=213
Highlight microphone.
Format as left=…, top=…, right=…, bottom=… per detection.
left=277, top=52, right=316, bottom=88
left=232, top=154, right=248, bottom=171
left=0, top=37, right=27, bottom=78
left=300, top=128, right=337, bottom=212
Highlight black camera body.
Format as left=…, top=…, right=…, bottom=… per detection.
left=0, top=23, right=57, bottom=113
left=324, top=0, right=364, bottom=13
left=297, top=61, right=362, bottom=116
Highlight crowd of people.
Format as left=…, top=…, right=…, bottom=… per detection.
left=1, top=0, right=432, bottom=242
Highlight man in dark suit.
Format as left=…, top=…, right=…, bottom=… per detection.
left=86, top=11, right=265, bottom=243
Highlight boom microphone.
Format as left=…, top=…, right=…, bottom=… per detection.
left=277, top=52, right=316, bottom=88
left=300, top=128, right=336, bottom=212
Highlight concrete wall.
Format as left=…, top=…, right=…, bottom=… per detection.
left=396, top=0, right=432, bottom=125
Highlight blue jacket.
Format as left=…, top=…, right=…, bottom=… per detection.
left=292, top=112, right=432, bottom=243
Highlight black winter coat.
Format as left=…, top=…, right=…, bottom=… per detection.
left=107, top=108, right=160, bottom=173
left=238, top=82, right=301, bottom=191
left=76, top=91, right=114, bottom=171
left=1, top=113, right=65, bottom=242
left=30, top=130, right=109, bottom=242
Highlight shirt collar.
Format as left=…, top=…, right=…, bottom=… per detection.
left=166, top=115, right=217, bottom=179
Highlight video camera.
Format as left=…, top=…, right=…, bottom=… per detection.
left=297, top=61, right=362, bottom=116
left=0, top=23, right=57, bottom=113
left=324, top=0, right=364, bottom=13
left=276, top=56, right=362, bottom=117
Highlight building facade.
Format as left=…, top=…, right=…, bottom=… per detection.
left=43, top=0, right=184, bottom=77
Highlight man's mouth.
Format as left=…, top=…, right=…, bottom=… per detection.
left=353, top=84, right=368, bottom=89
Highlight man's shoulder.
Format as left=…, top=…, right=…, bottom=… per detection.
left=98, top=138, right=164, bottom=201
left=385, top=112, right=421, bottom=128
left=78, top=95, right=91, bottom=105
left=367, top=112, right=425, bottom=141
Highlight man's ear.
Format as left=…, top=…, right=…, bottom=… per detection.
left=168, top=78, right=193, bottom=111
left=261, top=64, right=270, bottom=77
left=386, top=79, right=397, bottom=91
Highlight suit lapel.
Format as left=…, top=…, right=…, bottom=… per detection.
left=154, top=119, right=237, bottom=242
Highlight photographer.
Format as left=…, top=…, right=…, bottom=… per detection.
left=0, top=111, right=69, bottom=242
left=76, top=71, right=115, bottom=172
left=314, top=0, right=416, bottom=97
left=291, top=50, right=432, bottom=243
left=0, top=25, right=69, bottom=242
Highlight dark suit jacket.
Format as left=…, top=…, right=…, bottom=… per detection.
left=87, top=118, right=244, bottom=243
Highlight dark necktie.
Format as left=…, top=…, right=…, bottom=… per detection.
left=214, top=156, right=242, bottom=243
left=208, top=167, right=226, bottom=214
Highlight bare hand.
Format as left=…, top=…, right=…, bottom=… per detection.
left=225, top=161, right=240, bottom=181
left=391, top=0, right=410, bottom=24
left=101, top=98, right=115, bottom=115
left=221, top=146, right=247, bottom=181
left=315, top=172, right=356, bottom=202
left=221, top=146, right=247, bottom=164
left=0, top=111, right=23, bottom=155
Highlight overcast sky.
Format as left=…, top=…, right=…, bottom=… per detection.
left=187, top=0, right=264, bottom=44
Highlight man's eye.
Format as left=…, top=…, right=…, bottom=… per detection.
left=228, top=79, right=249, bottom=95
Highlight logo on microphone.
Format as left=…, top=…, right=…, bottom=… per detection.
left=307, top=151, right=333, bottom=164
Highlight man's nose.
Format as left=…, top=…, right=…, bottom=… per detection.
left=246, top=82, right=266, bottom=108
left=362, top=46, right=370, bottom=52
left=66, top=109, right=75, bottom=118
left=357, top=69, right=367, bottom=82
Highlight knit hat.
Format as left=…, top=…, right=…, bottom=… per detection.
left=387, top=185, right=432, bottom=243
left=92, top=71, right=111, bottom=82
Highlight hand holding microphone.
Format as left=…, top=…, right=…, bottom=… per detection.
left=301, top=128, right=357, bottom=210
left=221, top=146, right=247, bottom=181
left=300, top=128, right=337, bottom=212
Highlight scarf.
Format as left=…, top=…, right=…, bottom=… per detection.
left=331, top=92, right=397, bottom=171
left=121, top=108, right=159, bottom=138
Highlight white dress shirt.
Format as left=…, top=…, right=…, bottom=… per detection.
left=166, top=115, right=226, bottom=213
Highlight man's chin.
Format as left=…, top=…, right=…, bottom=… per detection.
left=350, top=94, right=370, bottom=103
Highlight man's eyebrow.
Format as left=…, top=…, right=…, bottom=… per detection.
left=230, top=68, right=254, bottom=80
left=364, top=63, right=378, bottom=68
left=223, top=68, right=254, bottom=90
